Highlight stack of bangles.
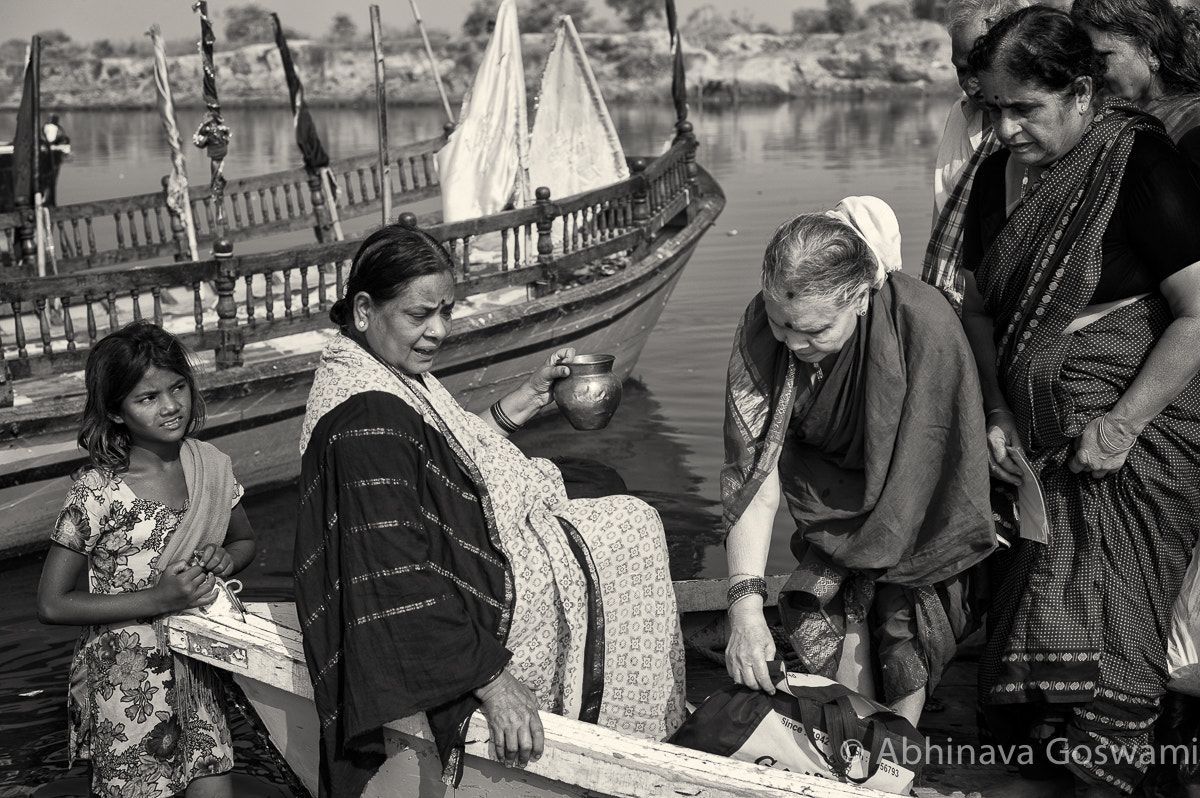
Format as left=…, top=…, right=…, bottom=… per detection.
left=727, top=575, right=769, bottom=608
left=1096, top=413, right=1135, bottom=454
left=490, top=401, right=522, bottom=434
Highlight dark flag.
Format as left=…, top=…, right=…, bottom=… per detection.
left=12, top=38, right=40, bottom=216
left=272, top=12, right=330, bottom=171
left=665, top=0, right=687, bottom=123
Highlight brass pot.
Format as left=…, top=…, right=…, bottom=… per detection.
left=552, top=354, right=623, bottom=431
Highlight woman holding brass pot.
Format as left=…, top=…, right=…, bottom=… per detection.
left=292, top=221, right=685, bottom=798
left=721, top=196, right=995, bottom=727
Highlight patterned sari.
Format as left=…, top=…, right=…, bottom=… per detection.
left=295, top=333, right=685, bottom=798
left=975, top=99, right=1200, bottom=793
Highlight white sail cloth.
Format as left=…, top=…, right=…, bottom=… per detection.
left=437, top=0, right=530, bottom=223
left=528, top=16, right=629, bottom=199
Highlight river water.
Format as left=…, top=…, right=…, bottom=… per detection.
left=0, top=96, right=958, bottom=795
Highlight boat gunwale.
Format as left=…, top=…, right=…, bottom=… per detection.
left=165, top=575, right=901, bottom=798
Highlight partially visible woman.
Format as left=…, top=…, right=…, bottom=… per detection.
left=721, top=196, right=995, bottom=728
left=1073, top=0, right=1200, bottom=174
left=293, top=222, right=685, bottom=798
left=923, top=0, right=1031, bottom=312
left=961, top=7, right=1200, bottom=795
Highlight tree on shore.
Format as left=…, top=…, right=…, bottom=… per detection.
left=605, top=0, right=662, bottom=30
left=224, top=4, right=305, bottom=45
left=462, top=0, right=592, bottom=35
left=328, top=14, right=358, bottom=44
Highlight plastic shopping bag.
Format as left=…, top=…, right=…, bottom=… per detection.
left=1167, top=545, right=1200, bottom=696
left=669, top=663, right=921, bottom=794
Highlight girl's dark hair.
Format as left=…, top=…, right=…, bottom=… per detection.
left=968, top=5, right=1106, bottom=92
left=1072, top=0, right=1200, bottom=95
left=79, top=320, right=205, bottom=473
left=329, top=222, right=455, bottom=328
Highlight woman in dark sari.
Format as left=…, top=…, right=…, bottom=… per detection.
left=721, top=196, right=996, bottom=727
left=960, top=7, right=1200, bottom=795
left=1072, top=0, right=1200, bottom=176
left=293, top=222, right=685, bottom=798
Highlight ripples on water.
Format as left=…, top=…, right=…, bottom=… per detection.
left=0, top=95, right=956, bottom=794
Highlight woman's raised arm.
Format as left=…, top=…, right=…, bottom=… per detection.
left=481, top=348, right=577, bottom=437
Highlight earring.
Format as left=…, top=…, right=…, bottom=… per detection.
left=857, top=307, right=867, bottom=317
left=1149, top=55, right=1160, bottom=73
left=357, top=319, right=366, bottom=330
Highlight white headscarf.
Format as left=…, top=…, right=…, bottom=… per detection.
left=824, top=195, right=903, bottom=287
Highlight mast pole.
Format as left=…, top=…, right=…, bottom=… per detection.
left=370, top=4, right=392, bottom=225
left=408, top=0, right=455, bottom=126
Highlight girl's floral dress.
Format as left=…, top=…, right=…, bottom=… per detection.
left=51, top=468, right=243, bottom=798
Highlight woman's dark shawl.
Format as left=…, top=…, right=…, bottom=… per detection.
left=721, top=273, right=995, bottom=585
left=294, top=391, right=513, bottom=798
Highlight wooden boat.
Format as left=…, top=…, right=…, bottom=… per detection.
left=166, top=575, right=913, bottom=798
left=0, top=127, right=724, bottom=558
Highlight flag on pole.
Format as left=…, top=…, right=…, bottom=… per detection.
left=529, top=15, right=628, bottom=200
left=271, top=13, right=330, bottom=171
left=148, top=24, right=200, bottom=262
left=12, top=39, right=39, bottom=220
left=436, top=0, right=529, bottom=223
left=665, top=0, right=688, bottom=123
left=192, top=0, right=231, bottom=242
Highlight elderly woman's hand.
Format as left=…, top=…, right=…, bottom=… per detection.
left=526, top=347, right=576, bottom=409
left=726, top=599, right=778, bottom=694
left=474, top=669, right=545, bottom=768
left=1069, top=413, right=1137, bottom=479
left=986, top=409, right=1025, bottom=486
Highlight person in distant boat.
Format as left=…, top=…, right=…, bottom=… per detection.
left=41, top=114, right=69, bottom=146
left=1073, top=0, right=1200, bottom=177
left=960, top=7, right=1200, bottom=795
left=293, top=220, right=685, bottom=798
left=721, top=196, right=995, bottom=728
left=37, top=320, right=256, bottom=798
left=922, top=0, right=1031, bottom=313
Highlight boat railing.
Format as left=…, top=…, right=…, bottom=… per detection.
left=0, top=133, right=448, bottom=275
left=0, top=124, right=701, bottom=408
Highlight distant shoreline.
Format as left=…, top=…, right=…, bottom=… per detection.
left=0, top=23, right=959, bottom=113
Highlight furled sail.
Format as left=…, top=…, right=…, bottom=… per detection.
left=437, top=0, right=529, bottom=223
left=528, top=15, right=628, bottom=200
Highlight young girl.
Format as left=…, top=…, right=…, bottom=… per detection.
left=36, top=320, right=256, bottom=798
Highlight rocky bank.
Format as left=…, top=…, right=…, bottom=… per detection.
left=0, top=21, right=958, bottom=110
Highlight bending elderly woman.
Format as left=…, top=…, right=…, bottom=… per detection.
left=293, top=222, right=685, bottom=798
left=722, top=196, right=995, bottom=727
left=961, top=7, right=1200, bottom=795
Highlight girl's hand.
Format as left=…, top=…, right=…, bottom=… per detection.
left=156, top=560, right=217, bottom=612
left=526, top=348, right=576, bottom=409
left=192, top=544, right=234, bottom=578
left=986, top=409, right=1025, bottom=486
left=1069, top=414, right=1136, bottom=479
left=726, top=599, right=777, bottom=694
